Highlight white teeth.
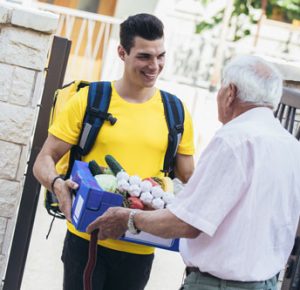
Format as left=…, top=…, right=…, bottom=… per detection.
left=144, top=73, right=156, bottom=78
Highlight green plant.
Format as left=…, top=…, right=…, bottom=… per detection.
left=196, top=0, right=300, bottom=41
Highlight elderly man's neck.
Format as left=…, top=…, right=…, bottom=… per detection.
left=225, top=102, right=273, bottom=124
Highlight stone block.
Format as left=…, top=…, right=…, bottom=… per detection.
left=0, top=102, right=35, bottom=145
left=0, top=180, right=20, bottom=217
left=11, top=6, right=59, bottom=34
left=10, top=67, right=35, bottom=106
left=0, top=217, right=7, bottom=252
left=0, top=141, right=21, bottom=180
left=0, top=27, right=51, bottom=71
left=0, top=5, right=12, bottom=24
left=0, top=254, right=6, bottom=286
left=0, top=63, right=13, bottom=102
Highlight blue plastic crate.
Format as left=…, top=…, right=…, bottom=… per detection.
left=71, top=161, right=179, bottom=251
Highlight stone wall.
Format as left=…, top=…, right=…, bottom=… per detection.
left=0, top=3, right=58, bottom=288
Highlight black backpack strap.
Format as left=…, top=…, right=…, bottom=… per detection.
left=65, top=81, right=113, bottom=178
left=160, top=90, right=185, bottom=176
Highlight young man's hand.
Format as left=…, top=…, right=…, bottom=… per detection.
left=53, top=178, right=78, bottom=222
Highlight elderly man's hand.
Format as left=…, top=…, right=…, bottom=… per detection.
left=86, top=207, right=131, bottom=240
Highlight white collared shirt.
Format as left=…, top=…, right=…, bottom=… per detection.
left=169, top=107, right=300, bottom=281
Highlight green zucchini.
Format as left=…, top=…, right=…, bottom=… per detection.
left=105, top=155, right=125, bottom=176
left=88, top=160, right=103, bottom=176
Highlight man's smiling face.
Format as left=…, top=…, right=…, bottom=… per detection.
left=119, top=36, right=166, bottom=88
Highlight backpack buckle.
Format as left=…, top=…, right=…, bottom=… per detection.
left=107, top=113, right=117, bottom=125
left=175, top=124, right=183, bottom=133
left=88, top=107, right=117, bottom=125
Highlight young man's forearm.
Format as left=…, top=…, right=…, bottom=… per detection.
left=33, top=153, right=59, bottom=191
left=33, top=134, right=72, bottom=191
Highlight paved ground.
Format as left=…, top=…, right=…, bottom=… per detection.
left=22, top=194, right=185, bottom=290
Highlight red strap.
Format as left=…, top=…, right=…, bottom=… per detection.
left=83, top=230, right=99, bottom=290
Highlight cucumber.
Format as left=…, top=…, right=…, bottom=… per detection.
left=88, top=160, right=103, bottom=176
left=105, top=155, right=125, bottom=176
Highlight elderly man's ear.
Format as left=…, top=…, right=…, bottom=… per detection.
left=226, top=83, right=237, bottom=107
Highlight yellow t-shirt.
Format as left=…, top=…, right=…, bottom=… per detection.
left=49, top=81, right=195, bottom=254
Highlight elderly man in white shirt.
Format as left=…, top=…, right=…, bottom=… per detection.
left=87, top=55, right=300, bottom=290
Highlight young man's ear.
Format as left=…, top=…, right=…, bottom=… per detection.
left=118, top=45, right=126, bottom=60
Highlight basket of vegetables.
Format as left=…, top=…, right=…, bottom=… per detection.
left=100, top=155, right=176, bottom=210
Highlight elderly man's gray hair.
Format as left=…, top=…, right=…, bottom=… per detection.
left=222, top=55, right=283, bottom=109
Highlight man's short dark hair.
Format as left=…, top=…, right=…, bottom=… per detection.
left=120, top=13, right=164, bottom=54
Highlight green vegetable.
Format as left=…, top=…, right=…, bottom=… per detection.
left=94, top=174, right=117, bottom=193
left=103, top=167, right=114, bottom=175
left=105, top=155, right=125, bottom=176
left=88, top=160, right=103, bottom=176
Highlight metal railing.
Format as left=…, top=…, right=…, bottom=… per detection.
left=31, top=2, right=122, bottom=82
left=276, top=87, right=300, bottom=290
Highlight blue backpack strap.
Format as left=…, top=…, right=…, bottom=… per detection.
left=77, top=81, right=114, bottom=155
left=160, top=90, right=185, bottom=176
left=65, top=81, right=114, bottom=180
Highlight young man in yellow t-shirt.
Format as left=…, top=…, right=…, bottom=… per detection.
left=33, top=13, right=195, bottom=290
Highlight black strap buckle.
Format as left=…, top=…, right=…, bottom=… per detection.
left=88, top=107, right=117, bottom=125
left=175, top=124, right=183, bottom=133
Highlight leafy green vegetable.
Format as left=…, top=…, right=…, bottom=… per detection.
left=94, top=174, right=117, bottom=193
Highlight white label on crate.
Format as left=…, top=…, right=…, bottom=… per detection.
left=125, top=231, right=174, bottom=247
left=74, top=195, right=84, bottom=222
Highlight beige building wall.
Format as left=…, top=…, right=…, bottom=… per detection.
left=0, top=3, right=58, bottom=289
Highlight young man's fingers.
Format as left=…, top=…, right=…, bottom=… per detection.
left=56, top=187, right=72, bottom=222
left=59, top=197, right=72, bottom=221
left=65, top=179, right=79, bottom=190
left=64, top=205, right=72, bottom=222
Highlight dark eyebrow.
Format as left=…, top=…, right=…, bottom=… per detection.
left=136, top=51, right=166, bottom=58
left=137, top=53, right=151, bottom=57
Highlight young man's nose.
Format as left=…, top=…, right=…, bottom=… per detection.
left=148, top=58, right=159, bottom=70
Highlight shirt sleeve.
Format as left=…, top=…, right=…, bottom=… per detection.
left=177, top=104, right=195, bottom=155
left=48, top=86, right=89, bottom=144
left=168, top=136, right=248, bottom=237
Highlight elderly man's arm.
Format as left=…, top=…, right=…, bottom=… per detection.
left=134, top=208, right=200, bottom=238
left=87, top=207, right=201, bottom=240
